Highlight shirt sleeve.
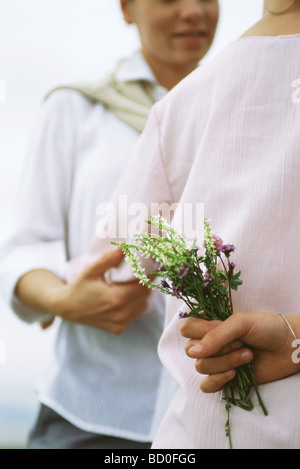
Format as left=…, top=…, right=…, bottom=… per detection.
left=0, top=90, right=76, bottom=323
left=65, top=103, right=175, bottom=284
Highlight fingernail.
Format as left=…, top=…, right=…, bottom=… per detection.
left=241, top=350, right=252, bottom=361
left=189, top=344, right=204, bottom=356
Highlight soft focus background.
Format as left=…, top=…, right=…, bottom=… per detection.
left=0, top=0, right=263, bottom=449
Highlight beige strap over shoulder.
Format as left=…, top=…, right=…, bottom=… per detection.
left=45, top=62, right=156, bottom=133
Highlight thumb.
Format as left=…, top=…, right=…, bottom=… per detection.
left=84, top=248, right=124, bottom=278
left=191, top=314, right=249, bottom=358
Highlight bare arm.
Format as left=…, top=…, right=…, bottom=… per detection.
left=16, top=249, right=150, bottom=335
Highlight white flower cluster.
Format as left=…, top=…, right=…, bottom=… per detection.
left=113, top=215, right=192, bottom=288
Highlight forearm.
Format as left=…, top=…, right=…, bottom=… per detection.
left=285, top=314, right=300, bottom=340
left=15, top=269, right=66, bottom=315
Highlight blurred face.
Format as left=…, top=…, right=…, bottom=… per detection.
left=121, top=0, right=219, bottom=71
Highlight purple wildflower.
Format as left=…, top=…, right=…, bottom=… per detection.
left=178, top=311, right=187, bottom=319
left=178, top=265, right=190, bottom=279
left=171, top=283, right=181, bottom=297
left=218, top=244, right=236, bottom=256
left=212, top=234, right=223, bottom=248
left=203, top=270, right=213, bottom=287
left=203, top=235, right=223, bottom=249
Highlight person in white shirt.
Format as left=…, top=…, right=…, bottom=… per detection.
left=0, top=0, right=219, bottom=449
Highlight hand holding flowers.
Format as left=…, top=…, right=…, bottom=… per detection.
left=182, top=311, right=300, bottom=392
left=113, top=215, right=268, bottom=448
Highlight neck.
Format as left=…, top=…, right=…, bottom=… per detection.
left=242, top=2, right=300, bottom=37
left=263, top=0, right=297, bottom=14
left=142, top=51, right=198, bottom=91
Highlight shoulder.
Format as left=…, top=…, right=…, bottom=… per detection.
left=36, top=87, right=103, bottom=138
left=151, top=54, right=221, bottom=151
left=155, top=43, right=237, bottom=118
left=44, top=87, right=97, bottom=118
left=152, top=35, right=285, bottom=131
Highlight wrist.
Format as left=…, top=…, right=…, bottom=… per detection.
left=288, top=314, right=300, bottom=340
left=47, top=283, right=73, bottom=318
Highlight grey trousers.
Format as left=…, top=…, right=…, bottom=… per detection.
left=27, top=404, right=152, bottom=450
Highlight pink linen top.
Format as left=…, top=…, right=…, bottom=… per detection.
left=66, top=35, right=300, bottom=448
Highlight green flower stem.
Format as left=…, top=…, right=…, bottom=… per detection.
left=247, top=364, right=268, bottom=416
left=224, top=389, right=233, bottom=449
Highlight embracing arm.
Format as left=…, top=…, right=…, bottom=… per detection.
left=15, top=249, right=150, bottom=335
left=181, top=312, right=300, bottom=393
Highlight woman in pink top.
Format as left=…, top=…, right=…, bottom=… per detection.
left=152, top=0, right=300, bottom=448
left=64, top=0, right=300, bottom=448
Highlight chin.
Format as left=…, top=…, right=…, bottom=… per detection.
left=179, top=52, right=208, bottom=67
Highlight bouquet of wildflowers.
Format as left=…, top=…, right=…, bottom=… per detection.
left=113, top=216, right=267, bottom=448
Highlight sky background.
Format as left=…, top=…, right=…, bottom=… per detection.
left=0, top=0, right=263, bottom=448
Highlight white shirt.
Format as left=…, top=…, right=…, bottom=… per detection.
left=0, top=51, right=175, bottom=441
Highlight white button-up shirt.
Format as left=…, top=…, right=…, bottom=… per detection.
left=0, top=51, right=175, bottom=441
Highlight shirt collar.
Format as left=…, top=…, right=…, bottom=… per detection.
left=115, top=50, right=168, bottom=102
